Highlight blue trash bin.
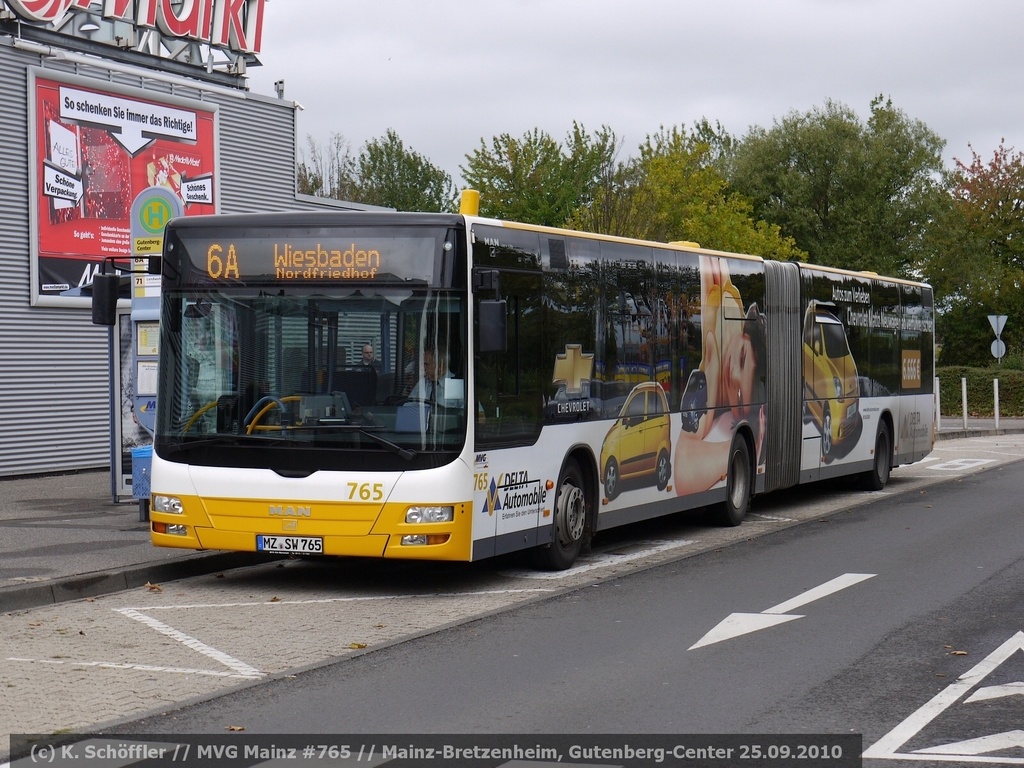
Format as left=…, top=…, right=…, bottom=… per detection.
left=131, top=445, right=153, bottom=521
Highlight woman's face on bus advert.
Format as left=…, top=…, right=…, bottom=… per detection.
left=722, top=330, right=757, bottom=414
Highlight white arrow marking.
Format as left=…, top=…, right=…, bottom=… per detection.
left=762, top=573, right=876, bottom=613
left=864, top=630, right=1024, bottom=761
left=915, top=730, right=1024, bottom=756
left=689, top=573, right=875, bottom=650
left=965, top=681, right=1024, bottom=703
left=688, top=613, right=803, bottom=649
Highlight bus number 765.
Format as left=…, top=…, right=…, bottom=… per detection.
left=347, top=483, right=384, bottom=501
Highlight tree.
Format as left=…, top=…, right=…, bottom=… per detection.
left=297, top=133, right=358, bottom=200
left=728, top=97, right=945, bottom=276
left=356, top=129, right=457, bottom=212
left=461, top=123, right=619, bottom=225
left=568, top=124, right=804, bottom=261
left=297, top=130, right=457, bottom=212
left=922, top=142, right=1024, bottom=364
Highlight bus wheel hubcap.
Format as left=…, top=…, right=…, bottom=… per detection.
left=556, top=483, right=585, bottom=547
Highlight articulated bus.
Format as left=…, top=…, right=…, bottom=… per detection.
left=146, top=192, right=934, bottom=570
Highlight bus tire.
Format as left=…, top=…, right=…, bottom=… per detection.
left=714, top=435, right=751, bottom=527
left=534, top=458, right=588, bottom=570
left=860, top=421, right=892, bottom=491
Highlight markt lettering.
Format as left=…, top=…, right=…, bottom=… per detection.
left=4, top=0, right=266, bottom=54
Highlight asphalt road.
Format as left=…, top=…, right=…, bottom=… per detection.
left=103, top=458, right=1024, bottom=767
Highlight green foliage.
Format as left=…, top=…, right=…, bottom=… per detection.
left=923, top=142, right=1024, bottom=362
left=937, top=366, right=1024, bottom=416
left=298, top=104, right=1024, bottom=370
left=460, top=123, right=619, bottom=225
left=567, top=123, right=805, bottom=260
left=936, top=302, right=1008, bottom=367
left=728, top=96, right=945, bottom=277
left=296, top=130, right=457, bottom=212
left=357, top=129, right=458, bottom=212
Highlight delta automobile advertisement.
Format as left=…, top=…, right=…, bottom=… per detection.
left=30, top=70, right=218, bottom=306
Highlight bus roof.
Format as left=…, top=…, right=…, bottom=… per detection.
left=164, top=210, right=465, bottom=231
left=490, top=218, right=765, bottom=264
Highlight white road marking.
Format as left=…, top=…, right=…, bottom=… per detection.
left=128, top=588, right=555, bottom=612
left=7, top=589, right=559, bottom=685
left=965, top=682, right=1024, bottom=703
left=914, top=730, right=1024, bottom=757
left=864, top=630, right=1024, bottom=763
left=115, top=607, right=263, bottom=678
left=110, top=589, right=553, bottom=680
left=763, top=572, right=876, bottom=614
left=928, top=458, right=997, bottom=471
left=749, top=512, right=796, bottom=522
left=6, top=657, right=258, bottom=679
left=689, top=573, right=876, bottom=650
left=501, top=540, right=697, bottom=580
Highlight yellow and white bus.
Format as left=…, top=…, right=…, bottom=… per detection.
left=147, top=192, right=935, bottom=569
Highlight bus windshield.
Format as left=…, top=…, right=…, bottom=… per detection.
left=154, top=221, right=467, bottom=474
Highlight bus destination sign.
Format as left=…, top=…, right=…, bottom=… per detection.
left=207, top=242, right=382, bottom=281
left=184, top=233, right=438, bottom=284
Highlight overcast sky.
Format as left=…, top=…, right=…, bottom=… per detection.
left=247, top=0, right=1024, bottom=184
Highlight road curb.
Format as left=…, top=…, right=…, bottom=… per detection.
left=936, top=427, right=1024, bottom=441
left=0, top=552, right=272, bottom=613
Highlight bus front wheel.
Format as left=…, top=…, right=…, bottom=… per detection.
left=534, top=458, right=588, bottom=571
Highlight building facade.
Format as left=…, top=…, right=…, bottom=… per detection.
left=0, top=1, right=345, bottom=477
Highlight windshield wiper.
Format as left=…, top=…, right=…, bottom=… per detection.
left=351, top=428, right=417, bottom=461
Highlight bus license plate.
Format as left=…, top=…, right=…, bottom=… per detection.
left=257, top=535, right=324, bottom=554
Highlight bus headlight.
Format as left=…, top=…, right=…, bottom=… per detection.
left=153, top=495, right=184, bottom=514
left=405, top=505, right=454, bottom=524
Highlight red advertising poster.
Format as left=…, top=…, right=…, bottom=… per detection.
left=31, top=71, right=217, bottom=304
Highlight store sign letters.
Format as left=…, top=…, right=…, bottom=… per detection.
left=4, top=0, right=266, bottom=54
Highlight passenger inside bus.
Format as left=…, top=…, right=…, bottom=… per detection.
left=360, top=343, right=382, bottom=372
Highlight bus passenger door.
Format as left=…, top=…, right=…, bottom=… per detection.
left=472, top=257, right=544, bottom=555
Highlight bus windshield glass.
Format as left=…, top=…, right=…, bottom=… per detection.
left=155, top=221, right=467, bottom=473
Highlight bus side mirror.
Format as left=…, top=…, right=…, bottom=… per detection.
left=478, top=300, right=507, bottom=353
left=91, top=272, right=121, bottom=326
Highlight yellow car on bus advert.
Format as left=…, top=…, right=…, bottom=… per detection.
left=802, top=301, right=863, bottom=461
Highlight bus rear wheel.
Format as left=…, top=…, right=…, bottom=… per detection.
left=533, top=458, right=588, bottom=570
left=860, top=421, right=892, bottom=491
left=713, top=436, right=751, bottom=527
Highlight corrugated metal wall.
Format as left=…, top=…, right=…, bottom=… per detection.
left=0, top=42, right=329, bottom=477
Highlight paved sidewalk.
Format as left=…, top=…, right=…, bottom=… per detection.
left=2, top=417, right=1023, bottom=614
left=0, top=472, right=266, bottom=613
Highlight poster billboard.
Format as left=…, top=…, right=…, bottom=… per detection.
left=29, top=69, right=218, bottom=306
